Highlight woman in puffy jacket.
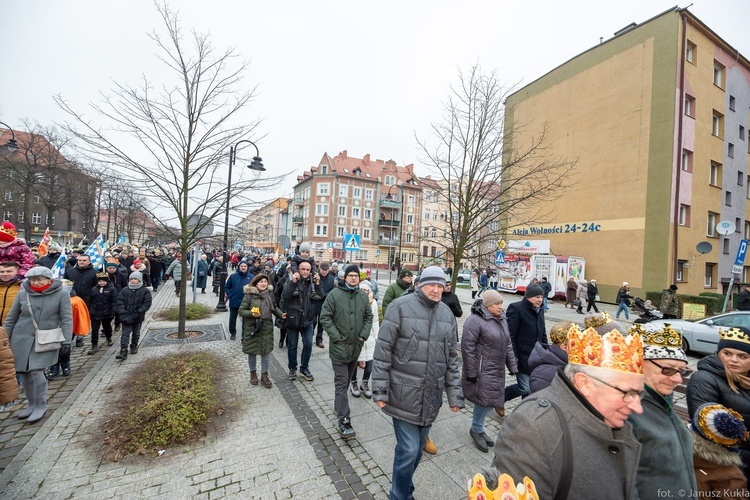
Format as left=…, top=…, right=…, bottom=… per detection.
left=460, top=290, right=518, bottom=453
left=350, top=280, right=379, bottom=399
left=687, top=326, right=750, bottom=484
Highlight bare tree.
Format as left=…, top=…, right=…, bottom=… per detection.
left=54, top=2, right=283, bottom=336
left=417, top=65, right=577, bottom=287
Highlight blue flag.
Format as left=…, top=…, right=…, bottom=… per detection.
left=84, top=234, right=106, bottom=270
left=51, top=249, right=67, bottom=279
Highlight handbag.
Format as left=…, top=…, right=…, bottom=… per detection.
left=572, top=298, right=581, bottom=308
left=26, top=298, right=65, bottom=353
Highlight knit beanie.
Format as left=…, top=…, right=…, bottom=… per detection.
left=129, top=271, right=143, bottom=283
left=418, top=266, right=446, bottom=288
left=717, top=326, right=750, bottom=355
left=26, top=266, right=53, bottom=279
left=299, top=242, right=311, bottom=253
left=525, top=283, right=544, bottom=298
left=399, top=269, right=413, bottom=279
left=344, top=264, right=360, bottom=278
left=482, top=290, right=503, bottom=308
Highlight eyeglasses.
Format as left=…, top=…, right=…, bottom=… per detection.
left=586, top=374, right=644, bottom=403
left=648, top=359, right=693, bottom=378
left=28, top=277, right=50, bottom=282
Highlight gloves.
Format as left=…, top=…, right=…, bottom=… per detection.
left=466, top=376, right=477, bottom=384
left=59, top=344, right=71, bottom=357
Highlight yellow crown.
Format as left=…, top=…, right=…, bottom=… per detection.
left=635, top=323, right=683, bottom=348
left=584, top=311, right=612, bottom=329
left=719, top=328, right=750, bottom=345
left=468, top=473, right=539, bottom=500
left=567, top=326, right=643, bottom=374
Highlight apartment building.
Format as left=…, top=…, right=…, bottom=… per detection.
left=239, top=197, right=290, bottom=254
left=501, top=7, right=750, bottom=300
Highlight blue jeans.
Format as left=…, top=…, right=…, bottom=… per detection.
left=543, top=296, right=549, bottom=311
left=151, top=273, right=162, bottom=291
left=504, top=372, right=530, bottom=401
left=391, top=418, right=431, bottom=500
left=616, top=301, right=630, bottom=320
left=471, top=403, right=494, bottom=434
left=287, top=324, right=314, bottom=371
left=248, top=353, right=270, bottom=373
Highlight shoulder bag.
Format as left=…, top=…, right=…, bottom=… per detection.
left=26, top=296, right=65, bottom=352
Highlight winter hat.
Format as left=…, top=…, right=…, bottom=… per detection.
left=418, top=266, right=446, bottom=288
left=399, top=269, right=413, bottom=279
left=344, top=264, right=360, bottom=278
left=524, top=283, right=544, bottom=298
left=299, top=242, right=311, bottom=253
left=319, top=262, right=330, bottom=270
left=105, top=259, right=119, bottom=269
left=692, top=403, right=748, bottom=447
left=718, top=327, right=750, bottom=355
left=250, top=274, right=268, bottom=287
left=0, top=221, right=17, bottom=243
left=482, top=290, right=503, bottom=308
left=669, top=284, right=678, bottom=291
left=359, top=281, right=372, bottom=293
left=132, top=259, right=142, bottom=268
left=129, top=271, right=143, bottom=283
left=359, top=270, right=367, bottom=280
left=49, top=245, right=62, bottom=253
left=366, top=269, right=372, bottom=277
left=26, top=266, right=53, bottom=279
left=549, top=321, right=574, bottom=345
left=622, top=282, right=629, bottom=287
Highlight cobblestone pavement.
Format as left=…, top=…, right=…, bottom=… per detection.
left=0, top=275, right=698, bottom=498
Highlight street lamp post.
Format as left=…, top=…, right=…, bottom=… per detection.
left=386, top=184, right=404, bottom=277
left=0, top=122, right=19, bottom=157
left=216, top=140, right=265, bottom=312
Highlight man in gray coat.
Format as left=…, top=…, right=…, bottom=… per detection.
left=492, top=325, right=645, bottom=499
left=372, top=266, right=464, bottom=500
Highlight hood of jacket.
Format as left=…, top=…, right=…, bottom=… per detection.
left=528, top=342, right=568, bottom=372
left=470, top=298, right=505, bottom=321
left=692, top=430, right=743, bottom=467
left=242, top=283, right=274, bottom=295
left=22, top=278, right=64, bottom=296
left=696, top=353, right=727, bottom=379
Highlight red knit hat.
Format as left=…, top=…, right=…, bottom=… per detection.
left=0, top=221, right=17, bottom=243
left=133, top=259, right=142, bottom=268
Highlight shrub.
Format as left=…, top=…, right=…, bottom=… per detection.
left=103, top=351, right=223, bottom=461
left=154, top=303, right=214, bottom=321
left=645, top=291, right=722, bottom=317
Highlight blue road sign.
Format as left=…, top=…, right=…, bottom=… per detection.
left=343, top=234, right=361, bottom=251
left=495, top=251, right=505, bottom=266
left=327, top=242, right=334, bottom=248
left=736, top=239, right=749, bottom=266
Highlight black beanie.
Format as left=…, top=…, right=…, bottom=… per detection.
left=344, top=264, right=360, bottom=278
left=525, top=283, right=544, bottom=298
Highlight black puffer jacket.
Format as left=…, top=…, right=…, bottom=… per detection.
left=687, top=354, right=750, bottom=457
left=88, top=283, right=118, bottom=320
left=506, top=298, right=547, bottom=375
left=116, top=286, right=153, bottom=324
left=461, top=300, right=517, bottom=408
left=279, top=277, right=322, bottom=330
left=63, top=265, right=98, bottom=305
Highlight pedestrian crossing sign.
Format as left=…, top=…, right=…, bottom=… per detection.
left=343, top=234, right=361, bottom=251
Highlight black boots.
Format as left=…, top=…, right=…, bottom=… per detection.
left=338, top=418, right=356, bottom=439
left=116, top=348, right=128, bottom=360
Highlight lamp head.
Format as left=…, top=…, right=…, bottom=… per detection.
left=248, top=156, right=265, bottom=172
left=4, top=138, right=18, bottom=153
left=385, top=193, right=393, bottom=201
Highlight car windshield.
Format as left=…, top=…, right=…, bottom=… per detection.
left=710, top=314, right=750, bottom=329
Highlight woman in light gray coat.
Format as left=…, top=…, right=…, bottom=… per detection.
left=5, top=267, right=73, bottom=423
left=165, top=254, right=184, bottom=296
left=461, top=292, right=518, bottom=452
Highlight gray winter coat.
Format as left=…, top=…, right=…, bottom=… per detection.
left=166, top=259, right=184, bottom=281
left=5, top=280, right=73, bottom=372
left=371, top=288, right=464, bottom=426
left=461, top=300, right=517, bottom=408
left=492, top=372, right=642, bottom=500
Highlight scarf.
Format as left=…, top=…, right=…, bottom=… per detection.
left=30, top=283, right=52, bottom=293
left=128, top=282, right=143, bottom=290
left=259, top=288, right=274, bottom=319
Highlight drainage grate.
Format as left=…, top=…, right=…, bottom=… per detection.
left=140, top=324, right=227, bottom=347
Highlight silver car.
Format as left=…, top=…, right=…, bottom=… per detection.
left=646, top=311, right=750, bottom=355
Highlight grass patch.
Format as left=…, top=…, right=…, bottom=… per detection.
left=154, top=303, right=214, bottom=321
left=103, top=351, right=224, bottom=461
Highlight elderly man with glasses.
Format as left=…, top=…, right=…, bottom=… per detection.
left=492, top=324, right=645, bottom=499
left=627, top=324, right=697, bottom=499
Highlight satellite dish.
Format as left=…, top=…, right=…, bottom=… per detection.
left=187, top=214, right=214, bottom=239
left=716, top=220, right=736, bottom=235
left=696, top=241, right=713, bottom=255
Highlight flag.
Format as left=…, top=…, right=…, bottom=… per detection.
left=51, top=249, right=67, bottom=279
left=37, top=227, right=51, bottom=257
left=57, top=229, right=62, bottom=239
left=84, top=234, right=106, bottom=270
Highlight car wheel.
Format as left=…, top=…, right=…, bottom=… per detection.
left=681, top=337, right=690, bottom=354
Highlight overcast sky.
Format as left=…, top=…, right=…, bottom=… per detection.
left=1, top=1, right=748, bottom=225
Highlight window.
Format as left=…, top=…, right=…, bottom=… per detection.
left=339, top=185, right=348, bottom=197
left=724, top=238, right=731, bottom=254
left=317, top=183, right=330, bottom=195
left=424, top=210, right=430, bottom=220
left=747, top=176, right=750, bottom=199
left=45, top=214, right=55, bottom=225
left=424, top=191, right=431, bottom=201
left=321, top=165, right=327, bottom=174
left=352, top=208, right=360, bottom=218
left=338, top=206, right=346, bottom=216
left=3, top=190, right=11, bottom=201
left=363, top=229, right=370, bottom=239
left=32, top=212, right=41, bottom=224
left=431, top=229, right=437, bottom=238
left=739, top=172, right=744, bottom=186
left=2, top=211, right=11, bottom=221
left=713, top=61, right=725, bottom=89
left=431, top=247, right=437, bottom=257
left=705, top=263, right=715, bottom=288
left=684, top=95, right=695, bottom=118
left=351, top=228, right=359, bottom=236
left=433, top=194, right=438, bottom=202
left=407, top=195, right=415, bottom=206
left=741, top=125, right=746, bottom=141
left=406, top=214, right=413, bottom=224
left=315, top=225, right=328, bottom=236
left=726, top=191, right=732, bottom=206
left=681, top=149, right=693, bottom=172
left=710, top=162, right=721, bottom=186
left=729, top=143, right=735, bottom=158
left=405, top=233, right=412, bottom=242
left=337, top=226, right=345, bottom=237
left=17, top=212, right=24, bottom=223
left=423, top=229, right=428, bottom=238
left=384, top=175, right=395, bottom=186
left=432, top=212, right=438, bottom=221
left=707, top=212, right=719, bottom=237
left=737, top=218, right=742, bottom=233
left=365, top=189, right=373, bottom=200
left=729, top=95, right=736, bottom=112
left=353, top=187, right=362, bottom=198
left=677, top=261, right=687, bottom=282
left=356, top=250, right=367, bottom=261
left=686, top=40, right=696, bottom=63
left=364, top=209, right=372, bottom=219
left=712, top=111, right=724, bottom=137
left=422, top=246, right=428, bottom=256
left=746, top=222, right=750, bottom=240
left=316, top=204, right=329, bottom=216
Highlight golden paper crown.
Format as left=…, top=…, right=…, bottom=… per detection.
left=468, top=473, right=539, bottom=500
left=719, top=328, right=750, bottom=345
left=584, top=311, right=612, bottom=329
left=567, top=326, right=643, bottom=374
left=635, top=323, right=683, bottom=348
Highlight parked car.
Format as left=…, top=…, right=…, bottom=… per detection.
left=646, top=311, right=750, bottom=355
left=456, top=269, right=473, bottom=283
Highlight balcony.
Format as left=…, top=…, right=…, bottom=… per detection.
left=380, top=197, right=401, bottom=208
left=377, top=237, right=400, bottom=246
left=293, top=197, right=305, bottom=206
left=290, top=234, right=302, bottom=241
left=377, top=218, right=400, bottom=228
left=292, top=216, right=303, bottom=224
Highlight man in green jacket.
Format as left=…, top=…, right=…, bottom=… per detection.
left=382, top=269, right=413, bottom=312
left=320, top=264, right=373, bottom=439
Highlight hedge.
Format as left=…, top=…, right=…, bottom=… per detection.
left=645, top=291, right=723, bottom=317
